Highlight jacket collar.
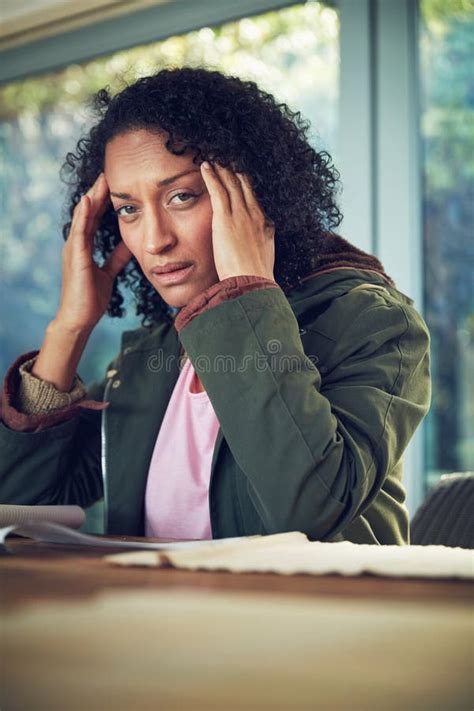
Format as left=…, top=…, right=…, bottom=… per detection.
left=306, top=232, right=394, bottom=287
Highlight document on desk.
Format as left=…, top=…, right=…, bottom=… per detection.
left=0, top=519, right=246, bottom=552
left=106, top=532, right=474, bottom=580
left=1, top=508, right=472, bottom=580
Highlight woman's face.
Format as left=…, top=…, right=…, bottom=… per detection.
left=104, top=128, right=219, bottom=308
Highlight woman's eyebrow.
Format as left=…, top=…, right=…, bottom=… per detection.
left=159, top=168, right=201, bottom=186
left=109, top=168, right=201, bottom=199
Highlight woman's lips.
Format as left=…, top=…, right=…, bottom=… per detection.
left=151, top=264, right=194, bottom=285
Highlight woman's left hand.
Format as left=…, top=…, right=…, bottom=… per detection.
left=200, top=161, right=275, bottom=282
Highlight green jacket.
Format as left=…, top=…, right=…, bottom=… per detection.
left=0, top=268, right=431, bottom=544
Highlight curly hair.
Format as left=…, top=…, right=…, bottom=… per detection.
left=62, top=67, right=342, bottom=325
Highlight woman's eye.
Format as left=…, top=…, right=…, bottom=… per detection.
left=115, top=205, right=137, bottom=217
left=170, top=192, right=197, bottom=205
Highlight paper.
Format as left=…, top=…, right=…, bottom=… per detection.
left=0, top=504, right=85, bottom=529
left=3, top=519, right=472, bottom=581
left=0, top=520, right=247, bottom=552
left=106, top=531, right=474, bottom=580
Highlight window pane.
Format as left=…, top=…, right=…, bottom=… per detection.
left=420, top=0, right=474, bottom=488
left=0, top=1, right=339, bottom=385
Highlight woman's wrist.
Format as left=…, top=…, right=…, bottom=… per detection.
left=31, top=319, right=92, bottom=392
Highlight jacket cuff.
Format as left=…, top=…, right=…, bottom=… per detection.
left=175, top=275, right=279, bottom=333
left=1, top=351, right=107, bottom=433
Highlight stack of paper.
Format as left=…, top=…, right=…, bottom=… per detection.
left=2, top=518, right=471, bottom=580
left=106, top=531, right=474, bottom=580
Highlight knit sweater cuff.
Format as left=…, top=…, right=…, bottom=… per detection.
left=1, top=351, right=107, bottom=433
left=17, top=357, right=86, bottom=415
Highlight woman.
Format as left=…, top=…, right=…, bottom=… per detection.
left=0, top=67, right=431, bottom=543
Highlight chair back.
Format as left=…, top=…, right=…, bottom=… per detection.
left=411, top=472, right=474, bottom=549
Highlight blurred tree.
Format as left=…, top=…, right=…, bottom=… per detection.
left=420, top=0, right=474, bottom=478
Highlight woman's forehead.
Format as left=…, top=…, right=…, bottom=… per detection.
left=104, top=129, right=195, bottom=173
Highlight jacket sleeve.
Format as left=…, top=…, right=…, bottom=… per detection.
left=178, top=284, right=431, bottom=540
left=0, top=353, right=109, bottom=508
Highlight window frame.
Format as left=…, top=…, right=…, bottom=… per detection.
left=339, top=0, right=423, bottom=513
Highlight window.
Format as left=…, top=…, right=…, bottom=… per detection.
left=419, top=0, right=474, bottom=488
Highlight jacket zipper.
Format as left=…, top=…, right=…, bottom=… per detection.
left=208, top=428, right=224, bottom=538
left=101, top=375, right=114, bottom=533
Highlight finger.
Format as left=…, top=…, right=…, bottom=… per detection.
left=237, top=173, right=274, bottom=232
left=102, top=241, right=133, bottom=280
left=68, top=195, right=91, bottom=248
left=214, top=164, right=247, bottom=214
left=87, top=172, right=108, bottom=200
left=200, top=162, right=231, bottom=213
left=236, top=172, right=262, bottom=215
left=86, top=174, right=110, bottom=235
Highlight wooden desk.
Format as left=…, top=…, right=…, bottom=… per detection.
left=1, top=539, right=473, bottom=711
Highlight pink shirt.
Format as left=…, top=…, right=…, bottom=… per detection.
left=144, top=358, right=219, bottom=540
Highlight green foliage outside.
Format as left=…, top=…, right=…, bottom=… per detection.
left=420, top=0, right=474, bottom=478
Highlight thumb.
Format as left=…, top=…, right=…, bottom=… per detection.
left=103, top=241, right=133, bottom=279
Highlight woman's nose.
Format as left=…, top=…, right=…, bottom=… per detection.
left=144, top=210, right=177, bottom=254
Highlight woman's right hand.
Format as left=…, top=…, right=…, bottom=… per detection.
left=55, top=173, right=132, bottom=334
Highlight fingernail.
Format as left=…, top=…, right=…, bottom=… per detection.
left=201, top=161, right=210, bottom=170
